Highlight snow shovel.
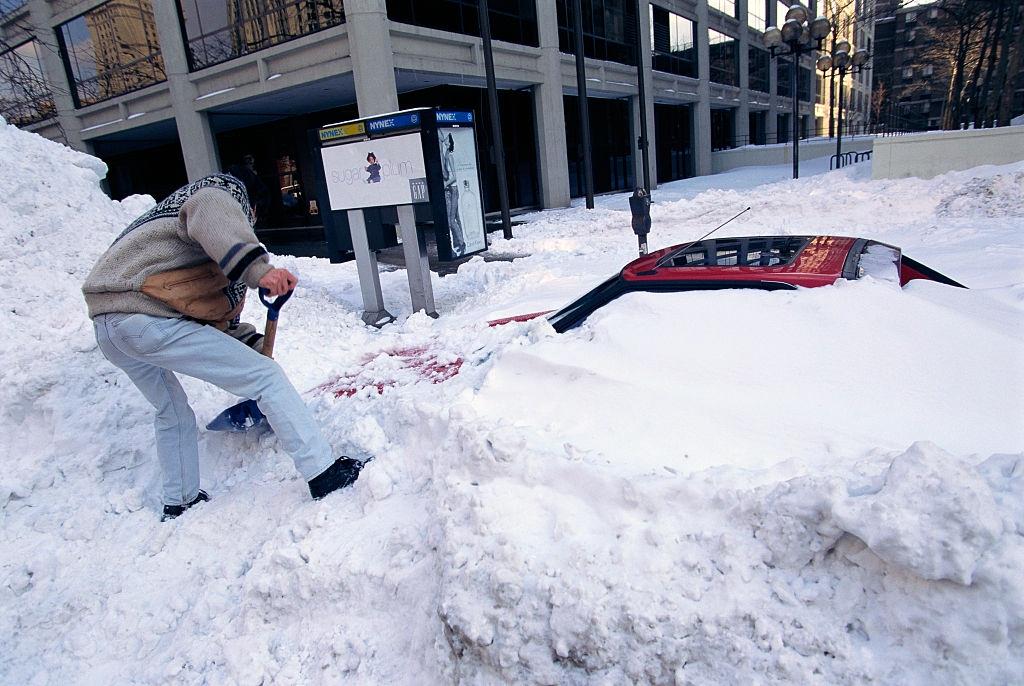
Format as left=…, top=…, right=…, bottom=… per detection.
left=206, top=287, right=293, bottom=432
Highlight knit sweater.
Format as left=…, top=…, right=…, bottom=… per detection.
left=83, top=186, right=272, bottom=320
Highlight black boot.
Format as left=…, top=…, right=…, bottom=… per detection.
left=161, top=490, right=209, bottom=522
left=308, top=457, right=370, bottom=500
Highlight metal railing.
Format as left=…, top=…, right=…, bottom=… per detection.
left=70, top=52, right=166, bottom=108
left=183, top=0, right=345, bottom=71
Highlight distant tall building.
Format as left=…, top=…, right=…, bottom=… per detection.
left=227, top=0, right=345, bottom=54
left=871, top=0, right=948, bottom=130
left=815, top=0, right=876, bottom=136
left=872, top=0, right=1024, bottom=130
left=84, top=0, right=164, bottom=100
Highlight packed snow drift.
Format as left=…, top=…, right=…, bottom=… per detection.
left=1, top=118, right=1022, bottom=685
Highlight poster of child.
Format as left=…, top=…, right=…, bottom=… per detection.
left=365, top=153, right=381, bottom=183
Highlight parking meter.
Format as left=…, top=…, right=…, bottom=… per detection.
left=629, top=188, right=651, bottom=256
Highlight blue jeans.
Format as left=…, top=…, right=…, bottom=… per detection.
left=94, top=313, right=334, bottom=505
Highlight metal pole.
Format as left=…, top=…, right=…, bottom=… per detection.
left=478, top=0, right=513, bottom=239
left=634, top=0, right=651, bottom=195
left=791, top=57, right=799, bottom=179
left=835, top=68, right=845, bottom=166
left=571, top=0, right=595, bottom=208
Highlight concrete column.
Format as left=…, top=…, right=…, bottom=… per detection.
left=346, top=0, right=400, bottom=116
left=695, top=1, right=713, bottom=175
left=533, top=0, right=571, bottom=208
left=27, top=0, right=85, bottom=150
left=633, top=0, right=657, bottom=188
left=151, top=0, right=220, bottom=179
left=735, top=0, right=751, bottom=146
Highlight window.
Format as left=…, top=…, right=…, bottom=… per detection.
left=557, top=0, right=639, bottom=66
left=710, top=108, right=734, bottom=149
left=1, top=0, right=29, bottom=15
left=903, top=66, right=913, bottom=79
left=747, top=0, right=767, bottom=30
left=666, top=237, right=810, bottom=267
left=650, top=6, right=696, bottom=77
left=0, top=40, right=56, bottom=125
left=798, top=65, right=812, bottom=102
left=748, top=47, right=770, bottom=92
left=387, top=0, right=538, bottom=47
left=776, top=56, right=792, bottom=96
left=708, top=29, right=738, bottom=86
left=709, top=0, right=737, bottom=20
left=923, top=65, right=933, bottom=76
left=815, top=74, right=825, bottom=103
left=58, top=0, right=166, bottom=107
left=179, top=0, right=346, bottom=71
left=776, top=0, right=789, bottom=25
left=905, top=11, right=916, bottom=23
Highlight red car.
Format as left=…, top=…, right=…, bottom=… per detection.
left=543, top=235, right=965, bottom=332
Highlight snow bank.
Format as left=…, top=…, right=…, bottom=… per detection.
left=1, top=119, right=1022, bottom=685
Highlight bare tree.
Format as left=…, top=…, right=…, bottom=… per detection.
left=1, top=7, right=69, bottom=141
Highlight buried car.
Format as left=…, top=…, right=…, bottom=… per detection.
left=543, top=235, right=966, bottom=332
left=319, top=235, right=966, bottom=399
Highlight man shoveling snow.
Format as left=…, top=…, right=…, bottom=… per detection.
left=81, top=173, right=366, bottom=520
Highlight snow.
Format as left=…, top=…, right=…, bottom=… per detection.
left=1, top=116, right=1023, bottom=685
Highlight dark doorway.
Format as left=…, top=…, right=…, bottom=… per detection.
left=654, top=103, right=694, bottom=182
left=398, top=85, right=540, bottom=212
left=710, top=108, right=735, bottom=150
left=92, top=140, right=187, bottom=202
left=777, top=113, right=791, bottom=144
left=211, top=102, right=359, bottom=255
left=564, top=95, right=635, bottom=197
left=748, top=110, right=767, bottom=145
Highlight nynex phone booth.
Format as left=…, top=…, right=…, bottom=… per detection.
left=310, top=107, right=488, bottom=325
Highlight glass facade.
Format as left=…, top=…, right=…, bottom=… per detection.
left=650, top=6, right=696, bottom=78
left=747, top=0, right=767, bottom=30
left=0, top=40, right=55, bottom=125
left=178, top=0, right=346, bottom=71
left=710, top=108, right=734, bottom=149
left=799, top=65, right=812, bottom=102
left=557, top=0, right=639, bottom=66
left=776, top=56, right=793, bottom=96
left=387, top=0, right=538, bottom=47
left=564, top=95, right=634, bottom=196
left=58, top=0, right=166, bottom=107
left=654, top=103, right=693, bottom=181
left=776, top=0, right=789, bottom=25
left=708, top=28, right=738, bottom=87
left=708, top=0, right=737, bottom=19
left=0, top=0, right=28, bottom=15
left=748, top=47, right=769, bottom=93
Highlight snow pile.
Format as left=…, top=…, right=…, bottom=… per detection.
left=830, top=442, right=1003, bottom=585
left=1, top=118, right=1023, bottom=685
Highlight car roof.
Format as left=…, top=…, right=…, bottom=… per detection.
left=621, top=235, right=862, bottom=288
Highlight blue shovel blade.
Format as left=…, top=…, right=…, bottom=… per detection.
left=206, top=399, right=267, bottom=432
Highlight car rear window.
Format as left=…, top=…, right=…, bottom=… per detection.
left=666, top=237, right=810, bottom=268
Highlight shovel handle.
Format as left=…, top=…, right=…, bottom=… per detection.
left=258, top=288, right=293, bottom=359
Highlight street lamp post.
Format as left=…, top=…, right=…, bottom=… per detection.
left=763, top=3, right=831, bottom=179
left=817, top=42, right=870, bottom=168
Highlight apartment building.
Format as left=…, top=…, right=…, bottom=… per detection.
left=2, top=0, right=827, bottom=250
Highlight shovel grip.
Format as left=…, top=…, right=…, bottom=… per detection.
left=261, top=318, right=278, bottom=358
left=258, top=287, right=291, bottom=359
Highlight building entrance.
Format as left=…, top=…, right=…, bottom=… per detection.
left=564, top=95, right=634, bottom=197
left=654, top=103, right=694, bottom=183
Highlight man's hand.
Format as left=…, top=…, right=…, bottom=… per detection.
left=259, top=268, right=298, bottom=296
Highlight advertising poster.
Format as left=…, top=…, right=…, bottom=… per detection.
left=320, top=132, right=428, bottom=210
left=437, top=126, right=486, bottom=257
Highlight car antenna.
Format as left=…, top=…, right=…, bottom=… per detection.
left=654, top=206, right=752, bottom=269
